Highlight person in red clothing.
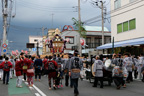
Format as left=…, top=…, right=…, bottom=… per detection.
left=15, top=57, right=24, bottom=88
left=27, top=56, right=34, bottom=87
left=23, top=55, right=31, bottom=81
left=0, top=57, right=12, bottom=84
left=44, top=56, right=58, bottom=90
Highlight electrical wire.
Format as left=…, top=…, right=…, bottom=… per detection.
left=18, top=0, right=73, bottom=9
left=84, top=0, right=144, bottom=24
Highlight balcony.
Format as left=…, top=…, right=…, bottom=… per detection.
left=86, top=43, right=102, bottom=49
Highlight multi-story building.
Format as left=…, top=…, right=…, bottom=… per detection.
left=61, top=26, right=111, bottom=55
left=29, top=36, right=43, bottom=55
left=111, top=0, right=142, bottom=41
left=98, top=0, right=144, bottom=55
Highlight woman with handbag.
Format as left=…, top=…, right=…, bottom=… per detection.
left=27, top=57, right=34, bottom=87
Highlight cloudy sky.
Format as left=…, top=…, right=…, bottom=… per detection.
left=0, top=0, right=110, bottom=52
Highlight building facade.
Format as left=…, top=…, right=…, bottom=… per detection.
left=110, top=0, right=144, bottom=55
left=111, top=0, right=143, bottom=42
left=29, top=36, right=43, bottom=55
left=61, top=26, right=111, bottom=54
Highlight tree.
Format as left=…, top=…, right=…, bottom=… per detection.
left=72, top=17, right=87, bottom=56
left=72, top=17, right=86, bottom=38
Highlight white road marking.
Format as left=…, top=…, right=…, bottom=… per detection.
left=23, top=79, right=46, bottom=95
left=33, top=85, right=47, bottom=96
left=35, top=93, right=41, bottom=96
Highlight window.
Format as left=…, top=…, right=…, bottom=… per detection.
left=86, top=37, right=91, bottom=43
left=123, top=21, right=128, bottom=32
left=117, top=18, right=136, bottom=33
left=65, top=37, right=74, bottom=44
left=130, top=0, right=136, bottom=3
left=117, top=23, right=122, bottom=33
left=114, top=0, right=121, bottom=9
left=129, top=19, right=136, bottom=30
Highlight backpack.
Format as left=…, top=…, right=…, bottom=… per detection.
left=57, top=58, right=62, bottom=65
left=72, top=57, right=80, bottom=69
left=47, top=61, right=55, bottom=71
left=4, top=63, right=9, bottom=69
left=113, top=66, right=120, bottom=76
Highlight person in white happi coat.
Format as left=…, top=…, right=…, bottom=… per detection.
left=137, top=53, right=144, bottom=80
left=9, top=56, right=15, bottom=79
left=123, top=53, right=133, bottom=83
left=93, top=55, right=104, bottom=88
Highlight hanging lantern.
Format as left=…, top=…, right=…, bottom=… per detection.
left=80, top=39, right=85, bottom=46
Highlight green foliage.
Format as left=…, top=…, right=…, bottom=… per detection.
left=72, top=17, right=87, bottom=38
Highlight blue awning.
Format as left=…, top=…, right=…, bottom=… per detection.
left=97, top=37, right=144, bottom=49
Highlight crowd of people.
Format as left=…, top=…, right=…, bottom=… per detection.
left=0, top=51, right=144, bottom=96
left=91, top=52, right=144, bottom=90
left=0, top=50, right=83, bottom=96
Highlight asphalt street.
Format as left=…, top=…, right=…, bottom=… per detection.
left=0, top=76, right=144, bottom=96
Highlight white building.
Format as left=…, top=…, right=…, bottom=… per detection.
left=61, top=26, right=111, bottom=55
left=29, top=36, right=43, bottom=55
left=111, top=0, right=143, bottom=42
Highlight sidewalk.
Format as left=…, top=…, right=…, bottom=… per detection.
left=8, top=78, right=31, bottom=95
left=0, top=78, right=32, bottom=96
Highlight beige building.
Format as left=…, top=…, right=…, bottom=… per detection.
left=97, top=0, right=144, bottom=55
left=111, top=0, right=143, bottom=42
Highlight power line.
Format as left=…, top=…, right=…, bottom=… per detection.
left=85, top=3, right=144, bottom=25
left=18, top=0, right=73, bottom=9
left=84, top=0, right=144, bottom=24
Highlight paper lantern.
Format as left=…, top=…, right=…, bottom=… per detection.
left=80, top=39, right=84, bottom=46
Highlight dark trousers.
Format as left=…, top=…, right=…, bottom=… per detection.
left=35, top=69, right=41, bottom=80
left=3, top=71, right=10, bottom=84
left=23, top=73, right=27, bottom=81
left=113, top=77, right=125, bottom=87
left=94, top=77, right=103, bottom=88
left=126, top=72, right=133, bottom=82
left=71, top=78, right=79, bottom=94
left=142, top=74, right=144, bottom=82
left=134, top=70, right=138, bottom=79
left=65, top=75, right=69, bottom=86
left=65, top=75, right=73, bottom=87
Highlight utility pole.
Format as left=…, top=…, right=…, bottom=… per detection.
left=2, top=0, right=8, bottom=55
left=42, top=27, right=47, bottom=36
left=37, top=42, right=39, bottom=56
left=51, top=13, right=54, bottom=28
left=92, top=0, right=106, bottom=54
left=78, top=0, right=82, bottom=56
left=101, top=1, right=104, bottom=46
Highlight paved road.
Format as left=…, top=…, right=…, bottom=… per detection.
left=0, top=76, right=144, bottom=96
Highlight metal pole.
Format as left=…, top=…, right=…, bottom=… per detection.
left=37, top=42, right=39, bottom=56
left=51, top=13, right=54, bottom=28
left=101, top=1, right=104, bottom=45
left=78, top=0, right=82, bottom=56
left=2, top=0, right=8, bottom=55
left=42, top=27, right=44, bottom=36
left=112, top=37, right=114, bottom=54
left=101, top=1, right=104, bottom=54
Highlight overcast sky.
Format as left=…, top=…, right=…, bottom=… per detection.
left=0, top=0, right=111, bottom=52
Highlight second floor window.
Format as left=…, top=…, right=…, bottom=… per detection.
left=130, top=0, right=136, bottom=3
left=114, top=0, right=121, bottom=10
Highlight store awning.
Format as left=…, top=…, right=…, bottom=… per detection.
left=97, top=37, right=144, bottom=49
